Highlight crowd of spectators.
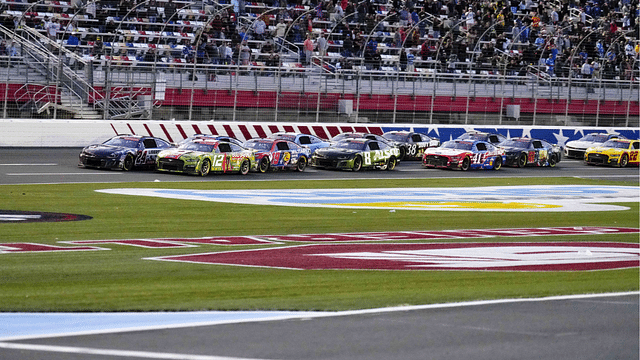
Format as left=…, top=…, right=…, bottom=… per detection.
left=0, top=0, right=638, bottom=80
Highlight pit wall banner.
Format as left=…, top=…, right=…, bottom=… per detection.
left=0, top=119, right=638, bottom=147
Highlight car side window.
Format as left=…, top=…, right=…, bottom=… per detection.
left=143, top=139, right=157, bottom=148
left=476, top=143, right=487, bottom=151
left=299, top=136, right=311, bottom=145
left=633, top=141, right=639, bottom=150
left=218, top=143, right=231, bottom=153
left=411, top=134, right=422, bottom=142
left=532, top=141, right=543, bottom=149
left=367, top=142, right=380, bottom=151
left=276, top=142, right=289, bottom=151
left=488, top=135, right=498, bottom=143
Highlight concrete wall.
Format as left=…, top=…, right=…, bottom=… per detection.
left=1, top=119, right=638, bottom=147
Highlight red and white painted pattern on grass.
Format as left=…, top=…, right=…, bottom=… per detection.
left=1, top=227, right=637, bottom=253
left=110, top=122, right=385, bottom=143
left=149, top=242, right=640, bottom=271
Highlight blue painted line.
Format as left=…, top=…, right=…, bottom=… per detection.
left=0, top=311, right=323, bottom=341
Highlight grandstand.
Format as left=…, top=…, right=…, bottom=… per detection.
left=0, top=0, right=637, bottom=126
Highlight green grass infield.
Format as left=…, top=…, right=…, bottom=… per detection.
left=1, top=177, right=638, bottom=312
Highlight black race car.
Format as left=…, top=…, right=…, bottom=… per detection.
left=500, top=137, right=562, bottom=168
left=382, top=131, right=440, bottom=160
left=79, top=134, right=173, bottom=171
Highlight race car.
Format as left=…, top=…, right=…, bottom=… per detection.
left=242, top=138, right=311, bottom=172
left=422, top=139, right=505, bottom=170
left=310, top=138, right=399, bottom=171
left=79, top=134, right=172, bottom=171
left=382, top=131, right=440, bottom=160
left=329, top=132, right=401, bottom=158
left=156, top=139, right=256, bottom=176
left=564, top=132, right=625, bottom=159
left=267, top=132, right=330, bottom=155
left=176, top=134, right=244, bottom=147
left=500, top=137, right=562, bottom=168
left=584, top=138, right=640, bottom=167
left=456, top=131, right=507, bottom=146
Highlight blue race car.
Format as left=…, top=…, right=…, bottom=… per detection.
left=500, top=137, right=562, bottom=167
left=79, top=134, right=172, bottom=171
left=267, top=132, right=330, bottom=155
left=243, top=138, right=311, bottom=172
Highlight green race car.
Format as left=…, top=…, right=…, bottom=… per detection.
left=156, top=139, right=257, bottom=176
left=311, top=138, right=399, bottom=171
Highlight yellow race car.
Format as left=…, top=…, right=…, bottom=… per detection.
left=584, top=139, right=639, bottom=167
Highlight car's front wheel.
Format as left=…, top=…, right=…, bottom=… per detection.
left=352, top=156, right=362, bottom=172
left=460, top=157, right=470, bottom=171
left=258, top=157, right=270, bottom=173
left=517, top=153, right=528, bottom=168
left=548, top=155, right=557, bottom=167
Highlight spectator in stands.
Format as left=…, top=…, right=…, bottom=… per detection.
left=240, top=40, right=251, bottom=65
left=85, top=1, right=96, bottom=20
left=211, top=14, right=224, bottom=39
left=274, top=18, right=287, bottom=47
left=66, top=32, right=80, bottom=52
left=147, top=0, right=159, bottom=23
left=93, top=37, right=104, bottom=59
left=253, top=15, right=267, bottom=41
left=164, top=0, right=177, bottom=21
left=317, top=33, right=328, bottom=58
left=303, top=33, right=314, bottom=65
left=219, top=41, right=232, bottom=65
left=46, top=17, right=60, bottom=42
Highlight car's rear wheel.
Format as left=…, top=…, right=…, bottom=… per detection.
left=352, top=156, right=362, bottom=172
left=200, top=159, right=211, bottom=176
left=517, top=153, right=527, bottom=168
left=619, top=154, right=629, bottom=167
left=460, top=157, right=470, bottom=171
left=258, top=157, right=270, bottom=173
left=239, top=159, right=250, bottom=175
left=296, top=156, right=307, bottom=172
left=493, top=156, right=502, bottom=170
left=122, top=154, right=134, bottom=171
left=386, top=156, right=397, bottom=171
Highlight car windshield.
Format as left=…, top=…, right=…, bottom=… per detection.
left=602, top=140, right=628, bottom=149
left=179, top=142, right=215, bottom=152
left=582, top=134, right=609, bottom=143
left=333, top=133, right=362, bottom=141
left=442, top=141, right=473, bottom=150
left=103, top=138, right=139, bottom=148
left=244, top=141, right=272, bottom=151
left=502, top=139, right=530, bottom=149
left=335, top=140, right=366, bottom=151
left=269, top=134, right=296, bottom=141
left=383, top=133, right=408, bottom=142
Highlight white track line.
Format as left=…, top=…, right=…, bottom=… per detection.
left=7, top=173, right=123, bottom=176
left=0, top=343, right=268, bottom=360
left=0, top=163, right=58, bottom=166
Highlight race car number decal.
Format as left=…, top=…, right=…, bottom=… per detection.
left=212, top=154, right=226, bottom=169
left=630, top=151, right=638, bottom=162
left=471, top=153, right=486, bottom=164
